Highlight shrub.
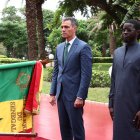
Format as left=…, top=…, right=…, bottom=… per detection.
left=93, top=57, right=113, bottom=63
left=0, top=55, right=7, bottom=58
left=93, top=63, right=112, bottom=71
left=43, top=67, right=53, bottom=82
left=44, top=67, right=111, bottom=87
left=0, top=58, right=25, bottom=64
left=90, top=70, right=111, bottom=87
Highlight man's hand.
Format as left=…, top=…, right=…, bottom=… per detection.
left=109, top=107, right=114, bottom=120
left=133, top=111, right=140, bottom=129
left=74, top=98, right=84, bottom=108
left=49, top=95, right=56, bottom=106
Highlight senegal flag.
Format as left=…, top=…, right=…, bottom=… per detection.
left=0, top=61, right=42, bottom=134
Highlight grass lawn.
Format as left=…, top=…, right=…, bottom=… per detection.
left=92, top=63, right=112, bottom=71
left=42, top=81, right=110, bottom=103
left=87, top=87, right=109, bottom=103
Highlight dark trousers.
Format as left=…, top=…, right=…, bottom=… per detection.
left=57, top=94, right=85, bottom=140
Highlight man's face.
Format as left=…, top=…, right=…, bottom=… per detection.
left=61, top=20, right=76, bottom=41
left=122, top=23, right=138, bottom=43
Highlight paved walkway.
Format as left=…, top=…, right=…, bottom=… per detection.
left=34, top=94, right=113, bottom=140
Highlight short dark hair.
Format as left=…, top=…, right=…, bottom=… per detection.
left=121, top=19, right=140, bottom=40
left=124, top=19, right=140, bottom=30
left=62, top=17, right=78, bottom=27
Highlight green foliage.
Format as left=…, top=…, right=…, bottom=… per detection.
left=87, top=12, right=111, bottom=57
left=58, top=0, right=139, bottom=25
left=0, top=55, right=7, bottom=58
left=48, top=27, right=63, bottom=51
left=49, top=8, right=62, bottom=28
left=87, top=87, right=109, bottom=103
left=87, top=12, right=123, bottom=56
left=0, top=57, right=25, bottom=64
left=44, top=63, right=111, bottom=88
left=0, top=6, right=27, bottom=59
left=1, top=6, right=24, bottom=23
left=43, top=67, right=53, bottom=82
left=0, top=43, right=7, bottom=55
left=121, top=1, right=140, bottom=25
left=90, top=70, right=111, bottom=87
left=93, top=57, right=113, bottom=63
left=42, top=81, right=51, bottom=94
left=77, top=20, right=89, bottom=42
left=43, top=9, right=54, bottom=29
left=0, top=21, right=27, bottom=58
left=92, top=63, right=112, bottom=71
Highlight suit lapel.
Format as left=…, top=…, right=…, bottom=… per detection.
left=60, top=43, right=65, bottom=66
left=63, top=38, right=79, bottom=69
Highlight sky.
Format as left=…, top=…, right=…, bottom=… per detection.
left=0, top=0, right=85, bottom=19
left=0, top=0, right=59, bottom=18
left=0, top=0, right=59, bottom=11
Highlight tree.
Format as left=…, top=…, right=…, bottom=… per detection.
left=0, top=6, right=27, bottom=58
left=58, top=0, right=140, bottom=25
left=1, top=6, right=22, bottom=22
left=36, top=0, right=46, bottom=59
left=25, top=0, right=38, bottom=60
left=0, top=21, right=27, bottom=58
left=56, top=0, right=139, bottom=56
left=6, top=0, right=46, bottom=60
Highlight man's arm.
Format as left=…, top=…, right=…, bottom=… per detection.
left=75, top=44, right=92, bottom=108
left=49, top=52, right=58, bottom=96
left=49, top=51, right=58, bottom=106
left=108, top=62, right=115, bottom=120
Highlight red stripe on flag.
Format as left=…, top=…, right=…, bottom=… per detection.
left=24, top=61, right=42, bottom=115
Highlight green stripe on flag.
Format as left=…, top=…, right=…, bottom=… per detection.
left=0, top=61, right=36, bottom=70
left=0, top=61, right=36, bottom=102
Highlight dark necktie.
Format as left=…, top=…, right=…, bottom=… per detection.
left=63, top=42, right=70, bottom=65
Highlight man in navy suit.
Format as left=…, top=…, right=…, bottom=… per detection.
left=49, top=17, right=92, bottom=140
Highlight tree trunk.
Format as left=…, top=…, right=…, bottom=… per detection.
left=102, top=43, right=107, bottom=57
left=109, top=25, right=116, bottom=57
left=26, top=0, right=38, bottom=60
left=36, top=0, right=46, bottom=59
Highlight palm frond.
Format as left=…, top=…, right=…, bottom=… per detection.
left=121, top=1, right=140, bottom=26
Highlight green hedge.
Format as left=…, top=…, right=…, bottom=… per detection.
left=0, top=58, right=25, bottom=64
left=93, top=57, right=113, bottom=63
left=90, top=70, right=110, bottom=87
left=93, top=63, right=112, bottom=71
left=44, top=67, right=111, bottom=87
left=0, top=55, right=7, bottom=58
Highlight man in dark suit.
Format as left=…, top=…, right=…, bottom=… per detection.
left=109, top=19, right=140, bottom=140
left=49, top=17, right=92, bottom=140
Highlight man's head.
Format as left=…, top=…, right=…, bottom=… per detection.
left=122, top=19, right=140, bottom=44
left=61, top=17, right=78, bottom=41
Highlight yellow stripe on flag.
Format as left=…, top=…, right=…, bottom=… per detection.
left=0, top=100, right=32, bottom=132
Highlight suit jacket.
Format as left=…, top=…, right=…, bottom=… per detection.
left=50, top=38, right=92, bottom=101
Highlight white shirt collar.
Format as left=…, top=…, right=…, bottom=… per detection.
left=65, top=37, right=76, bottom=52
left=66, top=36, right=76, bottom=45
